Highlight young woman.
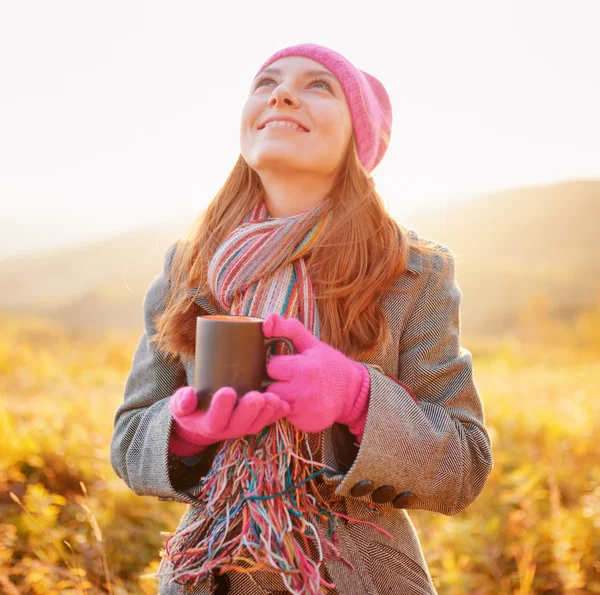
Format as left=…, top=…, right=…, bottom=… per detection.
left=110, top=43, right=493, bottom=595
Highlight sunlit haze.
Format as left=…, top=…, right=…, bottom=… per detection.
left=1, top=0, right=598, bottom=257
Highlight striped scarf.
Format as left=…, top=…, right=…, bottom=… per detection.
left=211, top=201, right=327, bottom=330
left=160, top=201, right=348, bottom=594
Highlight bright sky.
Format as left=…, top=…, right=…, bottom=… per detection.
left=1, top=0, right=599, bottom=257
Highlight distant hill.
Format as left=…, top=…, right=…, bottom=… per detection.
left=0, top=219, right=191, bottom=332
left=402, top=179, right=600, bottom=334
left=1, top=180, right=598, bottom=336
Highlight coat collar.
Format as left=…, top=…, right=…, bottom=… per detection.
left=187, top=289, right=220, bottom=315
left=406, top=244, right=423, bottom=275
left=405, top=228, right=423, bottom=275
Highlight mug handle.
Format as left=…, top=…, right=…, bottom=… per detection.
left=261, top=337, right=295, bottom=389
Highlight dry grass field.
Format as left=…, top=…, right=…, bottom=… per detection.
left=1, top=310, right=599, bottom=594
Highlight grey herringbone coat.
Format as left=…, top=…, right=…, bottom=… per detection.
left=110, top=231, right=493, bottom=595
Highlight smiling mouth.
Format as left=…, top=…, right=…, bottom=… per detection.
left=259, top=120, right=309, bottom=132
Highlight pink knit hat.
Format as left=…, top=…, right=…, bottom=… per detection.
left=258, top=43, right=392, bottom=173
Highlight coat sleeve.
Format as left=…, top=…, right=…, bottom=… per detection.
left=109, top=243, right=214, bottom=503
left=321, top=246, right=493, bottom=515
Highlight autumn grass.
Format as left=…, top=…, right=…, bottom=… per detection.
left=1, top=314, right=599, bottom=594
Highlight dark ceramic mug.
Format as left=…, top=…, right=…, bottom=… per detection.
left=194, top=315, right=295, bottom=411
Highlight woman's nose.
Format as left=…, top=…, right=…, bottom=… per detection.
left=268, top=84, right=298, bottom=108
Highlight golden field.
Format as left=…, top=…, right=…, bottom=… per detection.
left=1, top=306, right=599, bottom=594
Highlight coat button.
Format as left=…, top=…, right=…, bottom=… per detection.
left=214, top=572, right=230, bottom=595
left=392, top=491, right=416, bottom=508
left=350, top=480, right=375, bottom=497
left=372, top=485, right=397, bottom=503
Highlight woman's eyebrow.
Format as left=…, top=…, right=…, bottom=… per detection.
left=254, top=67, right=338, bottom=84
left=304, top=69, right=337, bottom=82
left=259, top=67, right=282, bottom=77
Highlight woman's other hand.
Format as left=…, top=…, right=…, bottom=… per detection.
left=168, top=386, right=290, bottom=456
left=263, top=313, right=370, bottom=436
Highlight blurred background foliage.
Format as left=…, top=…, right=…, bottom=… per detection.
left=2, top=178, right=600, bottom=594
left=1, top=293, right=599, bottom=593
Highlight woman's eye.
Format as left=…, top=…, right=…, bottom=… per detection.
left=309, top=79, right=332, bottom=92
left=254, top=77, right=276, bottom=89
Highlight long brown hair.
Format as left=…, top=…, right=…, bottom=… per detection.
left=152, top=137, right=448, bottom=361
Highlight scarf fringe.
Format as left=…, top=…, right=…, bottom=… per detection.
left=158, top=422, right=354, bottom=594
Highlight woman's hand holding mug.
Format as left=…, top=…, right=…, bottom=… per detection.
left=168, top=311, right=370, bottom=457
left=168, top=386, right=290, bottom=457
left=263, top=313, right=371, bottom=438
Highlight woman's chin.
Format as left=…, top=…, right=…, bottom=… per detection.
left=247, top=149, right=315, bottom=173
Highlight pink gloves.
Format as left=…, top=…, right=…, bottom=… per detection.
left=263, top=313, right=370, bottom=440
left=168, top=386, right=290, bottom=457
left=168, top=313, right=371, bottom=458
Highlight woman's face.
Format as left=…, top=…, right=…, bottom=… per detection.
left=240, top=56, right=353, bottom=179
